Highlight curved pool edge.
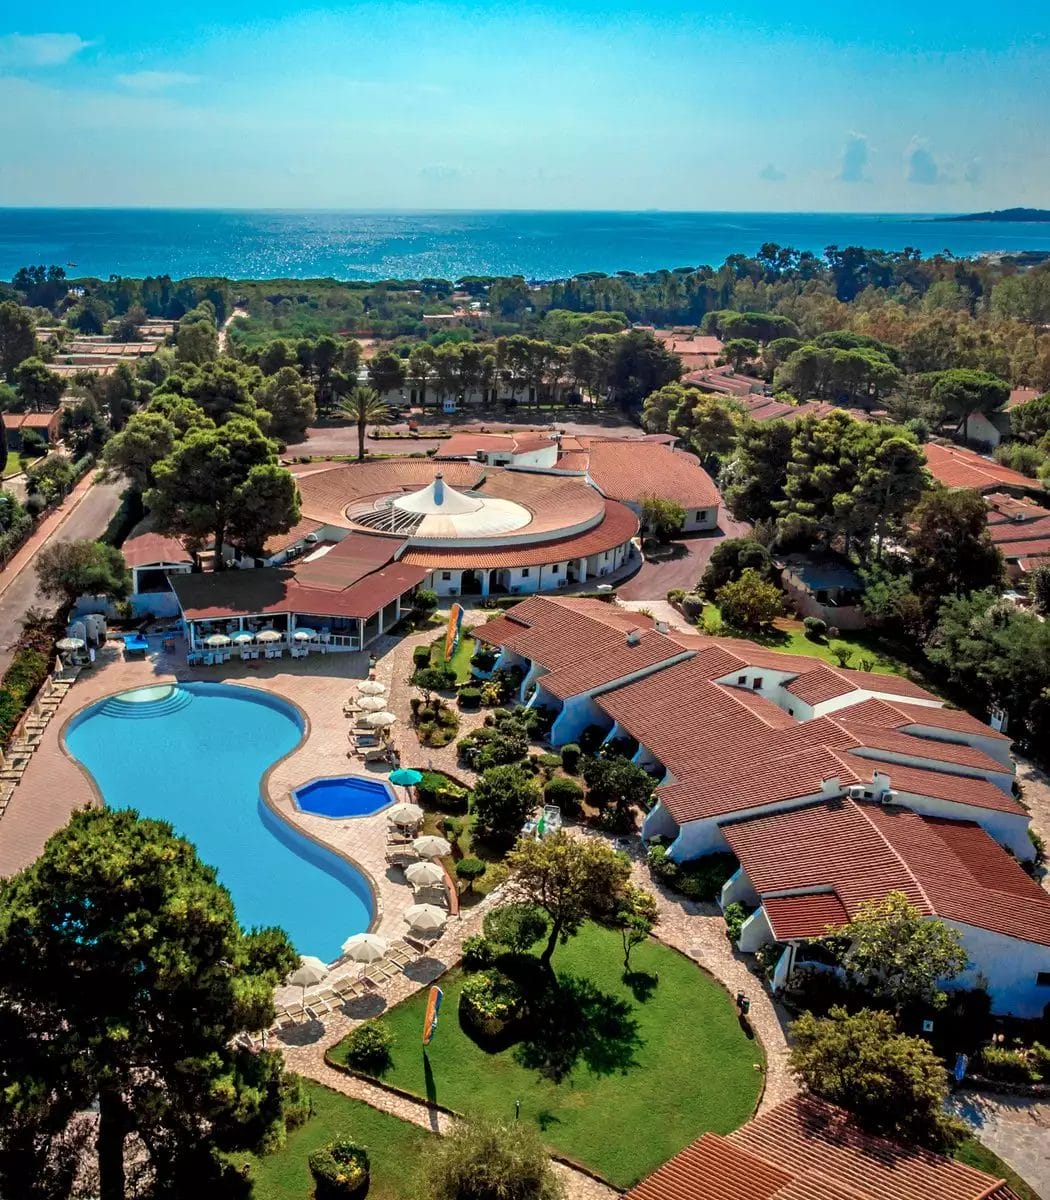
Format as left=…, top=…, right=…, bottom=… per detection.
left=59, top=678, right=384, bottom=943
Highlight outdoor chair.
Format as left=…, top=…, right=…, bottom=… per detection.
left=334, top=976, right=367, bottom=1001
left=362, top=961, right=398, bottom=987
left=386, top=941, right=418, bottom=967
left=402, top=933, right=430, bottom=954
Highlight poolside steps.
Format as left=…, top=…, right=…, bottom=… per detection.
left=95, top=688, right=194, bottom=720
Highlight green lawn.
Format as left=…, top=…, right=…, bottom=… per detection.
left=428, top=630, right=476, bottom=684
left=330, top=923, right=764, bottom=1189
left=953, top=1134, right=1040, bottom=1200
left=2, top=450, right=39, bottom=478
left=237, top=1079, right=430, bottom=1200
left=701, top=604, right=912, bottom=677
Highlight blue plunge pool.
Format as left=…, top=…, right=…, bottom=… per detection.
left=64, top=682, right=374, bottom=962
left=294, top=775, right=395, bottom=819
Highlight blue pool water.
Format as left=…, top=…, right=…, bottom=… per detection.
left=295, top=776, right=394, bottom=819
left=65, top=682, right=374, bottom=961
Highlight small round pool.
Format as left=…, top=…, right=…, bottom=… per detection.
left=294, top=775, right=395, bottom=819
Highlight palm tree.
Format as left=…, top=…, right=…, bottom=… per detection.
left=338, top=385, right=390, bottom=462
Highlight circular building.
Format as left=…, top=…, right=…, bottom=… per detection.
left=294, top=460, right=639, bottom=598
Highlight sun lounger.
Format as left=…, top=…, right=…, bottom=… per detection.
left=386, top=941, right=417, bottom=967
left=403, top=933, right=430, bottom=954
left=362, top=961, right=398, bottom=987
left=334, top=976, right=367, bottom=1001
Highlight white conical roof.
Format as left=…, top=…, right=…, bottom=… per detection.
left=395, top=473, right=484, bottom=516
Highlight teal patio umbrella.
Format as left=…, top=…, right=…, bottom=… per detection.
left=389, top=768, right=423, bottom=788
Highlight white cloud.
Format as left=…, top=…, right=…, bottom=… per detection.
left=115, top=70, right=200, bottom=91
left=906, top=136, right=941, bottom=185
left=838, top=132, right=870, bottom=183
left=0, top=33, right=93, bottom=68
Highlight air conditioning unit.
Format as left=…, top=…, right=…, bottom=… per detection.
left=846, top=785, right=868, bottom=800
left=304, top=532, right=319, bottom=544
left=881, top=790, right=899, bottom=805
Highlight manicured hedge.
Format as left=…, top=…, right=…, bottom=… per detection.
left=0, top=615, right=62, bottom=745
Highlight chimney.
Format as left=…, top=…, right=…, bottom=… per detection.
left=626, top=629, right=642, bottom=646
left=655, top=620, right=669, bottom=634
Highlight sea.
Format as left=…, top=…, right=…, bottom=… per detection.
left=2, top=209, right=1050, bottom=282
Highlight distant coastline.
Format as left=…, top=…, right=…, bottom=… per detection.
left=937, top=207, right=1050, bottom=224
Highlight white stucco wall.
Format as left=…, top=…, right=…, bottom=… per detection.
left=551, top=693, right=612, bottom=745
left=641, top=799, right=679, bottom=840
left=944, top=920, right=1050, bottom=1018
left=738, top=906, right=775, bottom=953
left=683, top=506, right=719, bottom=532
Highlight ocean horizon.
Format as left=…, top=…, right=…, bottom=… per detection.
left=2, top=208, right=1049, bottom=283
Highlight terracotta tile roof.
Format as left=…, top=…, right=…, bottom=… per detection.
left=3, top=410, right=60, bottom=429
left=785, top=665, right=860, bottom=706
left=988, top=514, right=1050, bottom=545
left=540, top=631, right=690, bottom=700
left=923, top=442, right=1038, bottom=492
left=171, top=561, right=426, bottom=622
left=723, top=797, right=1050, bottom=947
left=628, top=1096, right=1019, bottom=1200
left=437, top=433, right=516, bottom=457
left=764, top=893, right=849, bottom=940
left=262, top=516, right=324, bottom=557
left=830, top=668, right=934, bottom=702
left=842, top=752, right=1023, bottom=816
left=297, top=459, right=485, bottom=525
left=840, top=721, right=1007, bottom=774
left=585, top=439, right=722, bottom=509
left=1006, top=387, right=1040, bottom=411
left=293, top=531, right=400, bottom=590
left=986, top=492, right=1050, bottom=523
left=511, top=433, right=557, bottom=454
left=554, top=450, right=590, bottom=471
left=122, top=520, right=193, bottom=569
left=833, top=696, right=1010, bottom=742
left=401, top=499, right=638, bottom=569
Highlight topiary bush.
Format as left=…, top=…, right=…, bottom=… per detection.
left=543, top=775, right=584, bottom=816
left=802, top=616, right=827, bottom=640
left=339, top=1020, right=393, bottom=1074
left=455, top=857, right=486, bottom=893
left=308, top=1135, right=370, bottom=1200
left=458, top=686, right=482, bottom=710
left=412, top=644, right=431, bottom=668
left=459, top=969, right=525, bottom=1039
left=560, top=743, right=581, bottom=774
left=482, top=903, right=549, bottom=954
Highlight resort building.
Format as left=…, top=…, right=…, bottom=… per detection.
left=922, top=441, right=1038, bottom=494
left=985, top=490, right=1050, bottom=580
left=2, top=409, right=62, bottom=449
left=963, top=387, right=1041, bottom=449
left=626, top=1095, right=1022, bottom=1200
left=474, top=594, right=1046, bottom=1013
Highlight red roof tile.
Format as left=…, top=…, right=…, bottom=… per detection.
left=723, top=797, right=1050, bottom=947
left=923, top=442, right=1038, bottom=492
left=628, top=1096, right=1019, bottom=1200
left=764, top=893, right=849, bottom=940
left=122, top=521, right=193, bottom=569
left=839, top=721, right=1007, bottom=774
left=843, top=752, right=1023, bottom=816
left=833, top=696, right=1010, bottom=743
left=262, top=516, right=324, bottom=557
left=293, top=531, right=400, bottom=590
left=585, top=439, right=722, bottom=509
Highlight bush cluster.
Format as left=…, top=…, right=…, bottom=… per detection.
left=802, top=616, right=827, bottom=640
left=308, top=1136, right=370, bottom=1200
left=722, top=901, right=749, bottom=943
left=458, top=712, right=530, bottom=770
left=416, top=700, right=459, bottom=748
left=340, top=1021, right=393, bottom=1074
left=0, top=616, right=59, bottom=744
left=646, top=845, right=738, bottom=902
left=542, top=775, right=584, bottom=815
left=416, top=770, right=470, bottom=814
left=458, top=686, right=481, bottom=709
left=459, top=970, right=525, bottom=1038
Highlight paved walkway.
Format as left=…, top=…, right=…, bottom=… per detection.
left=950, top=1091, right=1050, bottom=1199
left=618, top=509, right=752, bottom=602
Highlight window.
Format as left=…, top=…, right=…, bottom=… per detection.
left=752, top=677, right=763, bottom=690
left=521, top=568, right=531, bottom=578
left=550, top=564, right=559, bottom=574
left=1038, top=972, right=1050, bottom=987
left=737, top=675, right=747, bottom=685
left=696, top=510, right=707, bottom=522
left=441, top=571, right=452, bottom=581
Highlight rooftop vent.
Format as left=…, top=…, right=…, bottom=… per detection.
left=626, top=629, right=642, bottom=646
left=654, top=620, right=669, bottom=634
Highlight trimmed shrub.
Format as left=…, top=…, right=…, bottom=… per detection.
left=543, top=775, right=584, bottom=815
left=340, top=1021, right=393, bottom=1074
left=455, top=857, right=486, bottom=892
left=975, top=1045, right=1039, bottom=1085
left=412, top=644, right=431, bottom=668
left=461, top=934, right=499, bottom=969
left=578, top=724, right=606, bottom=755
left=723, top=901, right=748, bottom=943
left=560, top=742, right=581, bottom=774
left=309, top=1136, right=370, bottom=1200
left=458, top=686, right=482, bottom=710
left=680, top=593, right=705, bottom=622
left=802, top=616, right=827, bottom=640
left=459, top=970, right=525, bottom=1039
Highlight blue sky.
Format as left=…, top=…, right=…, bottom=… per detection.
left=0, top=1, right=1047, bottom=210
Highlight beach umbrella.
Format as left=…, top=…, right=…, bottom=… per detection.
left=358, top=680, right=386, bottom=696
left=389, top=767, right=423, bottom=788
left=287, top=955, right=329, bottom=1003
left=293, top=630, right=311, bottom=642
left=405, top=861, right=446, bottom=888
left=386, top=802, right=424, bottom=827
left=56, top=637, right=85, bottom=653
left=204, top=634, right=231, bottom=648
left=404, top=903, right=447, bottom=934
left=358, top=694, right=387, bottom=711
left=231, top=631, right=254, bottom=644
left=365, top=711, right=396, bottom=728
left=412, top=835, right=451, bottom=860
left=340, top=932, right=389, bottom=963
left=257, top=629, right=282, bottom=643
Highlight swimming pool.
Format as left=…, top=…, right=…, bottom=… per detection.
left=294, top=775, right=395, bottom=819
left=65, top=682, right=374, bottom=961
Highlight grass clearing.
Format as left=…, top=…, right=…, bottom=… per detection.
left=3, top=450, right=39, bottom=478
left=953, top=1134, right=1040, bottom=1200
left=428, top=630, right=476, bottom=684
left=237, top=1079, right=429, bottom=1200
left=330, top=922, right=764, bottom=1189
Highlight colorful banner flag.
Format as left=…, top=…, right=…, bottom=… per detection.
left=422, top=985, right=443, bottom=1045
left=443, top=603, right=463, bottom=661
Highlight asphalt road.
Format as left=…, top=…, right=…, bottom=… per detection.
left=0, top=480, right=125, bottom=676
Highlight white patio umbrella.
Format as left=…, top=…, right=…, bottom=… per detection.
left=56, top=637, right=85, bottom=652
left=365, top=711, right=396, bottom=729
left=405, top=861, right=446, bottom=888
left=358, top=680, right=386, bottom=696
left=231, top=631, right=254, bottom=643
left=257, top=629, right=282, bottom=643
left=204, top=634, right=231, bottom=648
left=340, top=932, right=389, bottom=963
left=386, top=802, right=424, bottom=827
left=287, top=955, right=329, bottom=1003
left=358, top=694, right=387, bottom=711
left=412, top=835, right=451, bottom=860
left=404, top=903, right=447, bottom=934
left=292, top=630, right=311, bottom=642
